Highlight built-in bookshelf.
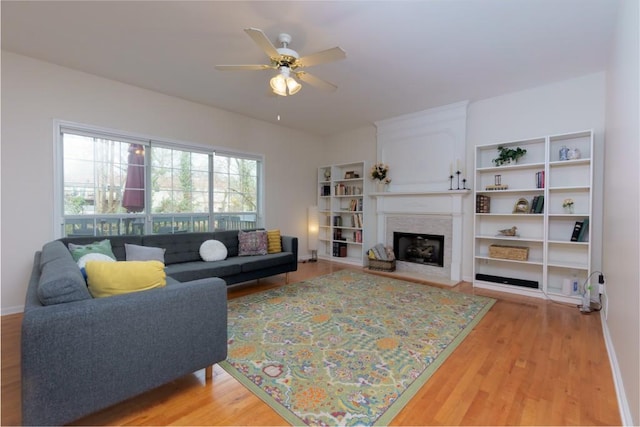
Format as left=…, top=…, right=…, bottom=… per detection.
left=317, top=162, right=367, bottom=266
left=473, top=130, right=593, bottom=303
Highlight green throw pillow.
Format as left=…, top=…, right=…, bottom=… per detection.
left=68, top=239, right=116, bottom=262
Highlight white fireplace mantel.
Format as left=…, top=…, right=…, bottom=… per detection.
left=370, top=190, right=471, bottom=283
left=370, top=190, right=471, bottom=215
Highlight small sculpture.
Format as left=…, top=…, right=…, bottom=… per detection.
left=498, top=226, right=518, bottom=237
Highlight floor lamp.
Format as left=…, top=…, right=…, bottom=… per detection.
left=308, top=206, right=319, bottom=262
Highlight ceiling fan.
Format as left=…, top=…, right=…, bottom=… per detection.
left=215, top=28, right=346, bottom=96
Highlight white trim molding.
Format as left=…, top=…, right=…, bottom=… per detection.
left=601, top=315, right=634, bottom=426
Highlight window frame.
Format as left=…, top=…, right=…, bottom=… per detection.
left=53, top=120, right=264, bottom=238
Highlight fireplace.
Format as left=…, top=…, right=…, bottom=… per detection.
left=394, top=232, right=445, bottom=268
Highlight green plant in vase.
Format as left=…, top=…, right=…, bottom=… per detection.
left=493, top=146, right=527, bottom=166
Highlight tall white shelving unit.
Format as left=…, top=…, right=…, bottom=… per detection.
left=473, top=130, right=594, bottom=303
left=317, top=162, right=367, bottom=266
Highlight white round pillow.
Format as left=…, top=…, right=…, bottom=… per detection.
left=200, top=240, right=228, bottom=261
left=77, top=252, right=116, bottom=269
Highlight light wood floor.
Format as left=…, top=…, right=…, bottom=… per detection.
left=1, top=261, right=621, bottom=426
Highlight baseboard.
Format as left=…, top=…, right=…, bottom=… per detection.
left=601, top=314, right=634, bottom=425
left=1, top=305, right=24, bottom=316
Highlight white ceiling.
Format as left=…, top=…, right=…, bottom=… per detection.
left=1, top=0, right=620, bottom=137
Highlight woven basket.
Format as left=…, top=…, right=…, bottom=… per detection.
left=488, top=245, right=529, bottom=261
left=368, top=259, right=396, bottom=272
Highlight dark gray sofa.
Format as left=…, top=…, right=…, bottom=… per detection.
left=22, top=230, right=298, bottom=426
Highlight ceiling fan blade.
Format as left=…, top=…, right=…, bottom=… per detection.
left=297, top=47, right=346, bottom=68
left=215, top=64, right=273, bottom=71
left=295, top=71, right=338, bottom=92
left=244, top=27, right=280, bottom=59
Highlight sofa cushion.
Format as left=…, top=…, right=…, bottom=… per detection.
left=238, top=230, right=268, bottom=256
left=38, top=257, right=92, bottom=306
left=68, top=239, right=116, bottom=262
left=211, top=230, right=240, bottom=257
left=142, top=233, right=216, bottom=265
left=199, top=240, right=227, bottom=261
left=266, top=229, right=282, bottom=254
left=125, top=243, right=166, bottom=263
left=240, top=252, right=296, bottom=273
left=85, top=260, right=166, bottom=298
left=164, top=260, right=242, bottom=282
left=60, top=236, right=144, bottom=261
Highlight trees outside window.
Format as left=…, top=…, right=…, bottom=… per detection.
left=58, top=125, right=262, bottom=237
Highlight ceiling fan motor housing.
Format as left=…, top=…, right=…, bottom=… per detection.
left=274, top=33, right=299, bottom=67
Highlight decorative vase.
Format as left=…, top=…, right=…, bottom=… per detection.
left=375, top=181, right=385, bottom=192
left=564, top=205, right=574, bottom=214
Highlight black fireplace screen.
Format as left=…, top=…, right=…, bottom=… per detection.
left=393, top=232, right=445, bottom=267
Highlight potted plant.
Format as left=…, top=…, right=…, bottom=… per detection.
left=493, top=146, right=527, bottom=166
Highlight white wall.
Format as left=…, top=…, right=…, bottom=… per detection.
left=1, top=51, right=324, bottom=313
left=323, top=125, right=377, bottom=166
left=465, top=73, right=607, bottom=283
left=604, top=0, right=640, bottom=424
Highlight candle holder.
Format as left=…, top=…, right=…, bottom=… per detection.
left=449, top=175, right=454, bottom=190
left=456, top=170, right=461, bottom=190
left=462, top=178, right=467, bottom=190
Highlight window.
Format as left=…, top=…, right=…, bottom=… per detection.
left=213, top=153, right=260, bottom=230
left=57, top=123, right=262, bottom=237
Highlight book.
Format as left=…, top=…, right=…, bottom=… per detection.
left=530, top=195, right=539, bottom=213
left=534, top=195, right=544, bottom=213
left=578, top=218, right=590, bottom=242
left=570, top=221, right=583, bottom=241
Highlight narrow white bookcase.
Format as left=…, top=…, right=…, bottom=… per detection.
left=317, top=162, right=367, bottom=266
left=473, top=130, right=593, bottom=303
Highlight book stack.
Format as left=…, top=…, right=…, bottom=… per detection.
left=476, top=194, right=491, bottom=213
left=333, top=242, right=347, bottom=257
left=535, top=170, right=545, bottom=188
left=529, top=195, right=544, bottom=213
left=334, top=184, right=362, bottom=196
left=351, top=213, right=363, bottom=228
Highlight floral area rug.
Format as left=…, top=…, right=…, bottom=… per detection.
left=219, top=270, right=495, bottom=426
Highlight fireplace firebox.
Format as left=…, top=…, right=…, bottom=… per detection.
left=393, top=232, right=445, bottom=267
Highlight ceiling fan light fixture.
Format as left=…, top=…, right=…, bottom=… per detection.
left=270, top=73, right=287, bottom=96
left=286, top=77, right=302, bottom=95
left=270, top=66, right=301, bottom=96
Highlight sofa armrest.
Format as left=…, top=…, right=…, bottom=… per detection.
left=22, top=277, right=227, bottom=426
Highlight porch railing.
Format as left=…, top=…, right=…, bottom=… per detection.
left=64, top=213, right=258, bottom=237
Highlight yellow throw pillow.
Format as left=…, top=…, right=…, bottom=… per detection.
left=267, top=229, right=282, bottom=254
left=85, top=260, right=166, bottom=298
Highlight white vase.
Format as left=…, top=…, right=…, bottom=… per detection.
left=376, top=182, right=386, bottom=192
